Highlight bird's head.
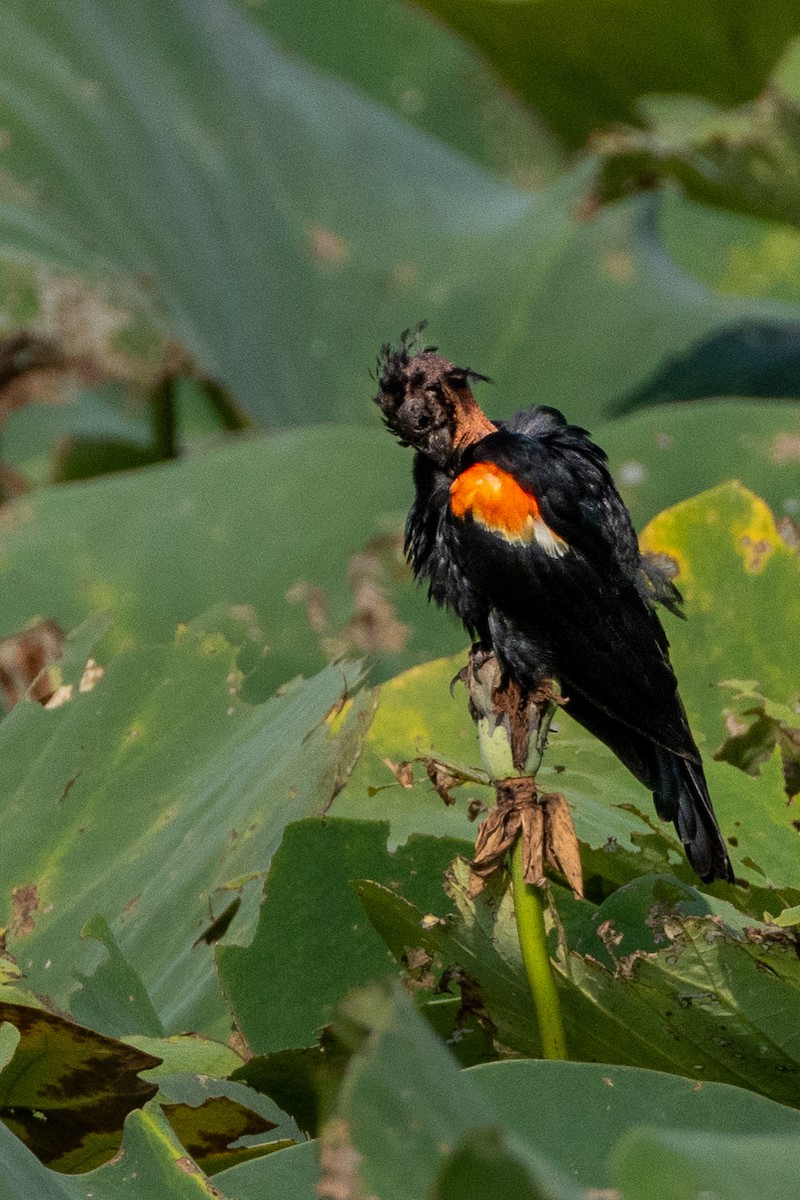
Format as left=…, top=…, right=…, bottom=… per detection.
left=374, top=325, right=495, bottom=469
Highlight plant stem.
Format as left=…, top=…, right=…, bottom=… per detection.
left=509, top=837, right=567, bottom=1060
left=468, top=656, right=569, bottom=1060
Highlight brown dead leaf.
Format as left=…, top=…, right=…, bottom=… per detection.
left=469, top=780, right=583, bottom=898
left=0, top=330, right=66, bottom=416
left=382, top=758, right=414, bottom=788
left=469, top=777, right=539, bottom=895
left=740, top=534, right=774, bottom=573
left=723, top=708, right=749, bottom=738
left=542, top=791, right=584, bottom=899
left=0, top=619, right=66, bottom=710
left=10, top=883, right=39, bottom=938
left=403, top=946, right=437, bottom=991
left=425, top=759, right=460, bottom=805
left=286, top=581, right=329, bottom=634
left=342, top=546, right=409, bottom=655
left=0, top=462, right=30, bottom=500
left=78, top=658, right=105, bottom=693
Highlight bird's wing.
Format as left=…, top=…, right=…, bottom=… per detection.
left=451, top=427, right=700, bottom=760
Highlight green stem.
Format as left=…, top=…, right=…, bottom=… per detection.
left=510, top=838, right=567, bottom=1060
left=470, top=664, right=568, bottom=1059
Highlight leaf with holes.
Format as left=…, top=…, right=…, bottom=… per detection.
left=0, top=1002, right=159, bottom=1172
left=0, top=613, right=368, bottom=1040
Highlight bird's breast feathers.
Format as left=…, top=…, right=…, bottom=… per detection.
left=449, top=462, right=568, bottom=558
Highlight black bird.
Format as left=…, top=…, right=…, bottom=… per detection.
left=374, top=328, right=733, bottom=883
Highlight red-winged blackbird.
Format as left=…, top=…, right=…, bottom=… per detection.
left=374, top=328, right=733, bottom=884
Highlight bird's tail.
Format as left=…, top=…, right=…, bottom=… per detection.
left=653, top=750, right=733, bottom=883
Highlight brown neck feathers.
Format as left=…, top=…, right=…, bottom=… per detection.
left=451, top=388, right=497, bottom=451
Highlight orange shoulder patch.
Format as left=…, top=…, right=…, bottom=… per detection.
left=450, top=462, right=568, bottom=556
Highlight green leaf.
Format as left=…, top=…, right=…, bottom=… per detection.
left=658, top=186, right=800, bottom=308
left=215, top=1141, right=318, bottom=1200
left=123, top=1034, right=243, bottom=1083
left=599, top=399, right=800, bottom=529
left=773, top=903, right=800, bottom=928
left=157, top=1075, right=295, bottom=1175
left=71, top=914, right=164, bottom=1039
left=0, top=1002, right=159, bottom=1172
left=237, top=0, right=563, bottom=185
left=473, top=1058, right=800, bottom=1191
left=429, top=1127, right=559, bottom=1200
left=360, top=862, right=800, bottom=1105
left=231, top=1040, right=350, bottom=1140
left=321, top=981, right=580, bottom=1200
left=0, top=1101, right=233, bottom=1198
left=641, top=482, right=800, bottom=885
left=0, top=613, right=368, bottom=1038
left=611, top=1128, right=800, bottom=1200
left=217, top=818, right=469, bottom=1054
left=357, top=864, right=543, bottom=1058
left=0, top=0, right=577, bottom=428
left=0, top=427, right=466, bottom=690
left=596, top=41, right=800, bottom=229
left=712, top=681, right=800, bottom=802
left=0, top=4, right=795, bottom=433
left=414, top=0, right=800, bottom=149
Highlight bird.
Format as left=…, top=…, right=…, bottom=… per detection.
left=373, top=326, right=733, bottom=884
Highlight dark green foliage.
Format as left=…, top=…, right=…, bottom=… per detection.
left=0, top=2, right=798, bottom=1196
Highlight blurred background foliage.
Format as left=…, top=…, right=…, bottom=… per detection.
left=0, top=0, right=798, bottom=688
left=0, top=2, right=799, bottom=1196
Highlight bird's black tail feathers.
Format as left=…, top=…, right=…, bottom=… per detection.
left=556, top=691, right=733, bottom=883
left=653, top=749, right=734, bottom=884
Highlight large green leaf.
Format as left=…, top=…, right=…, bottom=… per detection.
left=473, top=1058, right=800, bottom=1191
left=0, top=427, right=465, bottom=690
left=322, top=981, right=580, bottom=1200
left=0, top=613, right=367, bottom=1038
left=215, top=1141, right=318, bottom=1200
left=359, top=862, right=800, bottom=1105
left=414, top=0, right=800, bottom=149
left=658, top=186, right=800, bottom=312
left=156, top=1074, right=295, bottom=1176
left=599, top=399, right=800, bottom=528
left=0, top=1003, right=158, bottom=1172
left=597, top=42, right=800, bottom=230
left=0, top=0, right=575, bottom=428
left=216, top=1005, right=800, bottom=1199
left=611, top=1128, right=800, bottom=1200
left=0, top=4, right=797, bottom=430
left=217, top=818, right=468, bottom=1055
left=70, top=914, right=164, bottom=1038
left=640, top=483, right=800, bottom=729
left=0, top=1102, right=233, bottom=1199
left=0, top=1000, right=285, bottom=1177
left=639, top=485, right=800, bottom=886
left=237, top=0, right=563, bottom=186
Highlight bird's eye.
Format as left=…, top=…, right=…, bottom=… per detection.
left=415, top=414, right=431, bottom=432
